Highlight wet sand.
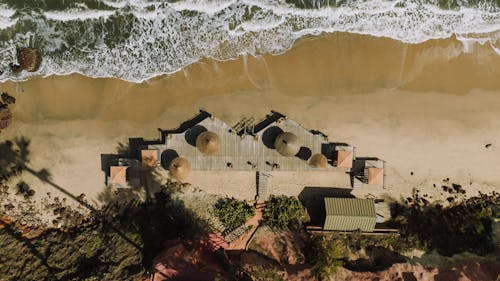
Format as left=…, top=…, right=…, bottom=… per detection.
left=0, top=32, right=499, bottom=209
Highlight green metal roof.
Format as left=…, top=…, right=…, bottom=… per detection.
left=323, top=198, right=376, bottom=232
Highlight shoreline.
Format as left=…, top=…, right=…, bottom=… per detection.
left=0, top=31, right=499, bottom=212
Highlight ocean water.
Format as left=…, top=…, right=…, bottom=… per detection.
left=0, top=0, right=498, bottom=82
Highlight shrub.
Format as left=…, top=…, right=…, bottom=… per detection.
left=248, top=265, right=284, bottom=281
left=262, top=196, right=308, bottom=229
left=214, top=198, right=255, bottom=234
left=390, top=192, right=499, bottom=256
left=304, top=236, right=344, bottom=280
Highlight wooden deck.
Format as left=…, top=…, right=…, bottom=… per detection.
left=148, top=116, right=350, bottom=172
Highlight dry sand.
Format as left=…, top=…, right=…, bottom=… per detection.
left=0, top=32, right=499, bottom=211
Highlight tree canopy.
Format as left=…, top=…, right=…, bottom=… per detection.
left=304, top=236, right=344, bottom=280
left=262, top=196, right=308, bottom=229
left=390, top=192, right=499, bottom=256
left=214, top=198, right=255, bottom=234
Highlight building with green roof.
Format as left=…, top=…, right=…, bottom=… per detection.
left=323, top=197, right=376, bottom=232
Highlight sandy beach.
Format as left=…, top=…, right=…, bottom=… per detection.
left=0, top=32, right=499, bottom=210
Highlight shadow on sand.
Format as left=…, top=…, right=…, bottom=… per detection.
left=1, top=136, right=212, bottom=280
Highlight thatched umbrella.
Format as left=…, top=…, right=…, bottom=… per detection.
left=310, top=153, right=328, bottom=168
left=169, top=157, right=191, bottom=181
left=274, top=132, right=300, bottom=157
left=0, top=106, right=12, bottom=131
left=196, top=131, right=220, bottom=155
left=17, top=48, right=42, bottom=72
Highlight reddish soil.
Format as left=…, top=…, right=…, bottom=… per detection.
left=150, top=235, right=228, bottom=281
left=226, top=206, right=263, bottom=250
left=249, top=227, right=306, bottom=265
left=335, top=260, right=500, bottom=281
left=245, top=227, right=313, bottom=280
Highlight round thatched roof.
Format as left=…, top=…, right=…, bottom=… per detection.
left=274, top=132, right=300, bottom=157
left=196, top=131, right=220, bottom=155
left=310, top=153, right=328, bottom=168
left=169, top=157, right=191, bottom=181
left=18, top=48, right=41, bottom=72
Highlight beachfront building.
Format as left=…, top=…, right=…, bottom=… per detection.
left=104, top=110, right=387, bottom=202
left=352, top=158, right=386, bottom=191
left=333, top=146, right=354, bottom=169
left=109, top=110, right=361, bottom=200
left=323, top=197, right=376, bottom=232
left=108, top=166, right=128, bottom=185
left=365, top=160, right=385, bottom=186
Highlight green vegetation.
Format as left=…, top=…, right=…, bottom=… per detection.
left=390, top=192, right=499, bottom=256
left=331, top=230, right=420, bottom=253
left=262, top=196, right=308, bottom=229
left=214, top=198, right=255, bottom=234
left=0, top=224, right=143, bottom=281
left=304, top=236, right=344, bottom=280
left=246, top=265, right=284, bottom=281
left=0, top=187, right=210, bottom=281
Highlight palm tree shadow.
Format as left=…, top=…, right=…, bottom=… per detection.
left=2, top=136, right=215, bottom=276
left=1, top=137, right=142, bottom=250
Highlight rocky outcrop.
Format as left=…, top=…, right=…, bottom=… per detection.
left=17, top=48, right=41, bottom=72
left=0, top=105, right=12, bottom=131
left=1, top=92, right=15, bottom=105
left=0, top=92, right=15, bottom=131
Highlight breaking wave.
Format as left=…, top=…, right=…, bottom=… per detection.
left=0, top=0, right=498, bottom=82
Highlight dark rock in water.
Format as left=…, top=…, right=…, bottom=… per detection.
left=0, top=106, right=12, bottom=131
left=442, top=185, right=449, bottom=192
left=17, top=47, right=42, bottom=72
left=1, top=92, right=15, bottom=104
left=9, top=63, right=22, bottom=73
left=446, top=197, right=454, bottom=203
left=485, top=143, right=492, bottom=148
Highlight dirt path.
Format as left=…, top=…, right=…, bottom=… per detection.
left=226, top=204, right=263, bottom=250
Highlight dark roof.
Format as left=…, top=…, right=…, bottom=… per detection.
left=245, top=111, right=285, bottom=135
left=157, top=110, right=211, bottom=143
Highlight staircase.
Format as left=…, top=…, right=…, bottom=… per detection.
left=256, top=171, right=271, bottom=202
left=225, top=225, right=250, bottom=243
left=208, top=216, right=226, bottom=233
left=232, top=117, right=255, bottom=134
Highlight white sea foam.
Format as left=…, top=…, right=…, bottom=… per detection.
left=0, top=4, right=16, bottom=28
left=168, top=0, right=237, bottom=15
left=101, top=0, right=128, bottom=9
left=0, top=5, right=14, bottom=18
left=43, top=9, right=116, bottom=21
left=0, top=0, right=499, bottom=83
left=0, top=17, right=16, bottom=29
